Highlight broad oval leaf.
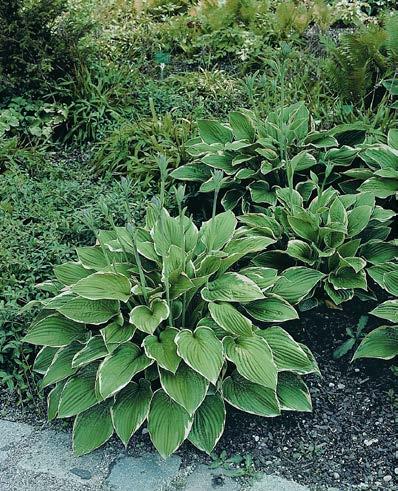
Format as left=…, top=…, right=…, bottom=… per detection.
left=271, top=267, right=324, bottom=304
left=98, top=342, right=153, bottom=399
left=33, top=346, right=59, bottom=374
left=198, top=119, right=233, bottom=144
left=209, top=302, right=253, bottom=336
left=223, top=335, right=277, bottom=390
left=58, top=365, right=99, bottom=418
left=188, top=394, right=226, bottom=454
left=58, top=298, right=120, bottom=325
left=42, top=342, right=81, bottom=387
left=353, top=326, right=398, bottom=360
left=222, top=372, right=280, bottom=417
left=100, top=321, right=135, bottom=351
left=384, top=270, right=398, bottom=296
left=72, top=336, right=108, bottom=368
left=243, top=295, right=298, bottom=323
left=200, top=211, right=237, bottom=252
left=175, top=327, right=224, bottom=385
left=202, top=272, right=264, bottom=303
left=24, top=315, right=86, bottom=347
left=370, top=300, right=398, bottom=323
left=143, top=327, right=181, bottom=373
left=130, top=299, right=169, bottom=334
left=72, top=272, right=132, bottom=302
left=147, top=389, right=192, bottom=459
left=73, top=401, right=114, bottom=456
left=277, top=372, right=312, bottom=412
left=54, top=262, right=93, bottom=286
left=159, top=362, right=209, bottom=415
left=111, top=380, right=152, bottom=446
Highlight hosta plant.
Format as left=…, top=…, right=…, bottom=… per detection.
left=238, top=185, right=397, bottom=307
left=23, top=182, right=318, bottom=458
left=171, top=102, right=370, bottom=212
left=353, top=261, right=398, bottom=361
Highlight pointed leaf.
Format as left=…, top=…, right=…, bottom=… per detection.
left=243, top=295, right=298, bottom=323
left=130, top=299, right=169, bottom=334
left=209, top=302, right=253, bottom=336
left=143, top=327, right=181, bottom=373
left=202, top=272, right=264, bottom=303
left=58, top=298, right=120, bottom=325
left=277, top=372, right=312, bottom=412
left=24, top=315, right=86, bottom=347
left=71, top=272, right=131, bottom=302
left=73, top=402, right=114, bottom=456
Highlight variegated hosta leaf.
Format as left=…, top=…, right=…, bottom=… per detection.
left=175, top=327, right=224, bottom=385
left=188, top=394, right=226, bottom=454
left=71, top=272, right=132, bottom=302
left=243, top=295, right=298, bottom=323
left=239, top=266, right=279, bottom=289
left=111, top=380, right=152, bottom=447
left=58, top=298, right=120, bottom=325
left=54, top=262, right=93, bottom=286
left=58, top=364, right=99, bottom=418
left=159, top=362, right=208, bottom=415
left=223, top=335, right=277, bottom=390
left=329, top=268, right=367, bottom=290
left=33, top=346, right=59, bottom=374
left=23, top=315, right=86, bottom=347
left=353, top=326, right=398, bottom=361
left=47, top=380, right=67, bottom=421
left=384, top=270, right=398, bottom=296
left=42, top=342, right=82, bottom=387
left=143, top=327, right=181, bottom=373
left=73, top=401, right=114, bottom=456
left=277, top=372, right=312, bottom=412
left=209, top=302, right=253, bottom=336
left=72, top=336, right=108, bottom=368
left=257, top=326, right=316, bottom=374
left=370, top=300, right=398, bottom=323
left=202, top=272, right=264, bottom=303
left=271, top=267, right=324, bottom=304
left=285, top=240, right=317, bottom=265
left=222, top=371, right=280, bottom=417
left=147, top=389, right=192, bottom=459
left=199, top=210, right=237, bottom=252
left=98, top=342, right=153, bottom=399
left=347, top=205, right=372, bottom=237
left=100, top=321, right=135, bottom=352
left=129, top=299, right=169, bottom=334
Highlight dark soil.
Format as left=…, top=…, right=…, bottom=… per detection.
left=1, top=302, right=396, bottom=491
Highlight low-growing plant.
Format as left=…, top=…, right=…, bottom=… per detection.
left=333, top=314, right=368, bottom=359
left=23, top=172, right=318, bottom=458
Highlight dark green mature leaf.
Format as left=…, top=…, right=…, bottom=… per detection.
left=353, top=326, right=398, bottom=360
left=54, top=262, right=93, bottom=286
left=222, top=372, right=280, bottom=417
left=243, top=295, right=298, bottom=322
left=277, top=372, right=312, bottom=412
left=111, top=380, right=152, bottom=446
left=58, top=298, right=120, bottom=325
left=209, top=302, right=253, bottom=336
left=384, top=271, right=398, bottom=296
left=200, top=211, right=236, bottom=251
left=198, top=120, right=233, bottom=144
left=202, top=272, right=264, bottom=303
left=33, top=346, right=59, bottom=374
left=73, top=401, right=114, bottom=456
left=58, top=365, right=98, bottom=418
left=143, top=328, right=181, bottom=373
left=72, top=272, right=132, bottom=302
left=42, top=342, right=81, bottom=387
left=229, top=111, right=255, bottom=141
left=189, top=394, right=226, bottom=454
left=24, top=315, right=86, bottom=347
left=271, top=267, right=324, bottom=304
left=147, top=390, right=192, bottom=459
left=370, top=300, right=398, bottom=323
left=223, top=335, right=277, bottom=390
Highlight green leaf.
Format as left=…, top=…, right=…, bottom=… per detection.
left=329, top=268, right=367, bottom=290
left=76, top=246, right=109, bottom=270
left=359, top=177, right=398, bottom=198
left=129, top=299, right=169, bottom=334
left=72, top=336, right=108, bottom=368
left=175, top=327, right=224, bottom=385
left=258, top=326, right=315, bottom=374
left=200, top=211, right=237, bottom=252
left=285, top=240, right=317, bottom=265
left=353, top=326, right=398, bottom=360
left=229, top=112, right=255, bottom=141
left=361, top=241, right=398, bottom=265
left=222, top=372, right=280, bottom=417
left=147, top=389, right=192, bottom=458
left=371, top=300, right=398, bottom=323
left=33, top=346, right=59, bottom=374
left=223, top=236, right=275, bottom=256
left=202, top=154, right=235, bottom=174
left=333, top=338, right=356, bottom=359
left=239, top=267, right=278, bottom=290
left=54, top=262, right=93, bottom=286
left=188, top=394, right=226, bottom=454
left=198, top=120, right=233, bottom=144
left=209, top=302, right=253, bottom=336
left=100, top=321, right=135, bottom=352
left=71, top=272, right=132, bottom=302
left=202, top=272, right=264, bottom=303
left=160, top=363, right=209, bottom=415
left=47, top=381, right=66, bottom=421
left=367, top=263, right=396, bottom=288
left=73, top=401, right=114, bottom=456
left=111, top=380, right=152, bottom=446
left=58, top=365, right=98, bottom=418
left=347, top=206, right=372, bottom=237
left=248, top=181, right=276, bottom=205
left=384, top=270, right=398, bottom=296
left=243, top=295, right=298, bottom=323
left=24, top=315, right=86, bottom=347
left=271, top=267, right=324, bottom=304
left=143, top=327, right=181, bottom=373
left=98, top=342, right=153, bottom=399
left=287, top=212, right=319, bottom=242
left=42, top=342, right=81, bottom=387
left=223, top=335, right=277, bottom=390
left=277, top=372, right=312, bottom=412
left=58, top=298, right=120, bottom=325
left=170, top=163, right=212, bottom=182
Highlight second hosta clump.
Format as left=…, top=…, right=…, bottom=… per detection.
left=24, top=198, right=319, bottom=458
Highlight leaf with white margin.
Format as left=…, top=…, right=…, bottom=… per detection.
left=277, top=372, right=312, bottom=412
left=209, top=302, right=253, bottom=336
left=71, top=272, right=131, bottom=302
left=243, top=294, right=298, bottom=323
left=143, top=327, right=181, bottom=373
left=202, top=272, right=264, bottom=303
left=129, top=299, right=169, bottom=334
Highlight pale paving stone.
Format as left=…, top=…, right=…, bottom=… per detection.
left=249, top=474, right=310, bottom=491
left=17, top=429, right=105, bottom=485
left=0, top=420, right=33, bottom=464
left=106, top=454, right=182, bottom=491
left=183, top=464, right=240, bottom=491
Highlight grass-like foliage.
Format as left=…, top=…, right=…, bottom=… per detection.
left=24, top=171, right=318, bottom=458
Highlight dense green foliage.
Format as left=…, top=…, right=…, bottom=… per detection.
left=1, top=0, right=397, bottom=460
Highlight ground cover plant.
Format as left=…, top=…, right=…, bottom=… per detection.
left=1, top=0, right=397, bottom=487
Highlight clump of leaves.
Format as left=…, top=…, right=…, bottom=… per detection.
left=23, top=172, right=318, bottom=458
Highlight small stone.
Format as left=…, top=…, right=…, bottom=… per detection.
left=395, top=468, right=398, bottom=475
left=337, top=383, right=345, bottom=390
left=364, top=438, right=378, bottom=446
left=70, top=468, right=92, bottom=480
left=328, top=383, right=335, bottom=388
left=395, top=451, right=398, bottom=460
left=333, top=472, right=340, bottom=480
left=142, top=428, right=149, bottom=435
left=383, top=475, right=392, bottom=483
left=254, top=435, right=260, bottom=442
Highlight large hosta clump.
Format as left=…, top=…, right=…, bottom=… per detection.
left=24, top=203, right=318, bottom=458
